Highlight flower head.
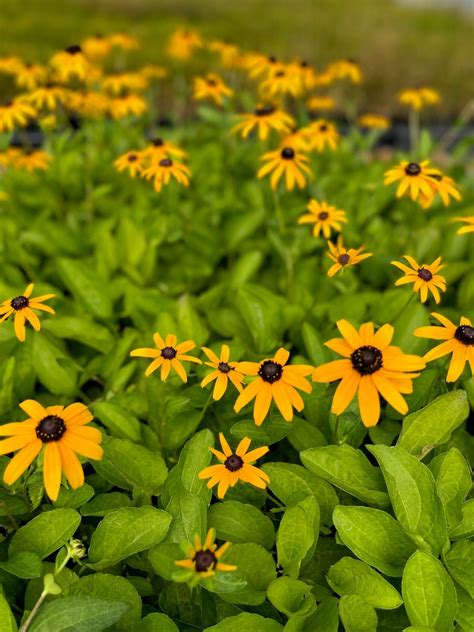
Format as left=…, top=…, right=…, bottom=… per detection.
left=0, top=99, right=36, bottom=133
left=326, top=237, right=372, bottom=277
left=234, top=348, right=313, bottom=425
left=175, top=528, right=236, bottom=579
left=13, top=149, right=51, bottom=172
left=107, top=33, right=139, bottom=51
left=328, top=59, right=363, bottom=84
left=102, top=72, right=148, bottom=96
left=0, top=283, right=55, bottom=342
left=399, top=87, right=440, bottom=111
left=14, top=62, right=48, bottom=91
left=257, top=146, right=311, bottom=190
left=50, top=45, right=90, bottom=83
left=141, top=157, right=191, bottom=192
left=141, top=137, right=187, bottom=162
left=313, top=320, right=425, bottom=427
left=453, top=216, right=474, bottom=235
left=0, top=400, right=102, bottom=501
left=114, top=151, right=144, bottom=178
left=25, top=86, right=69, bottom=112
left=201, top=345, right=244, bottom=400
left=131, top=333, right=201, bottom=381
left=108, top=94, right=147, bottom=119
left=419, top=174, right=461, bottom=209
left=231, top=105, right=294, bottom=141
left=414, top=313, right=474, bottom=382
left=198, top=433, right=269, bottom=498
left=303, top=119, right=340, bottom=152
left=81, top=34, right=112, bottom=60
left=167, top=28, right=203, bottom=61
left=384, top=161, right=441, bottom=203
left=193, top=73, right=233, bottom=106
left=306, top=96, right=336, bottom=112
left=259, top=65, right=302, bottom=98
left=358, top=113, right=390, bottom=130
left=391, top=256, right=446, bottom=304
left=298, top=200, right=347, bottom=239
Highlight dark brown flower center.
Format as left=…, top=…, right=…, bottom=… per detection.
left=36, top=415, right=66, bottom=442
left=152, top=138, right=164, bottom=146
left=281, top=147, right=294, bottom=160
left=65, top=45, right=82, bottom=55
left=318, top=211, right=329, bottom=220
left=258, top=360, right=283, bottom=383
left=159, top=158, right=173, bottom=167
left=455, top=325, right=474, bottom=346
left=207, top=78, right=217, bottom=86
left=194, top=549, right=217, bottom=573
left=417, top=267, right=433, bottom=281
left=275, top=70, right=285, bottom=77
left=300, top=60, right=308, bottom=68
left=128, top=154, right=138, bottom=162
left=268, top=56, right=277, bottom=63
left=10, top=295, right=29, bottom=310
left=255, top=105, right=275, bottom=116
left=338, top=253, right=350, bottom=265
left=351, top=345, right=383, bottom=375
left=218, top=362, right=232, bottom=373
left=405, top=162, right=421, bottom=176
left=224, top=454, right=244, bottom=472
left=319, top=124, right=328, bottom=132
left=161, top=346, right=177, bottom=359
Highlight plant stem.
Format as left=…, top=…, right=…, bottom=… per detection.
left=409, top=108, right=420, bottom=156
left=272, top=188, right=285, bottom=235
left=19, top=591, right=47, bottom=632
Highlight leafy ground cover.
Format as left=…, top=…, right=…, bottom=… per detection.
left=0, top=22, right=473, bottom=632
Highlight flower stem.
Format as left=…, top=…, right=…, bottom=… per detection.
left=409, top=108, right=420, bottom=156
left=19, top=590, right=48, bottom=632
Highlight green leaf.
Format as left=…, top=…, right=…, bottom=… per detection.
left=42, top=317, right=113, bottom=353
left=267, top=576, right=315, bottom=616
left=302, top=323, right=330, bottom=365
left=0, top=490, right=29, bottom=516
left=402, top=551, right=457, bottom=632
left=0, top=551, right=42, bottom=579
left=204, top=612, right=283, bottom=631
left=219, top=543, right=277, bottom=605
left=92, top=436, right=168, bottom=495
left=56, top=257, right=113, bottom=320
left=302, top=596, right=339, bottom=632
left=9, top=509, right=80, bottom=559
left=262, top=462, right=338, bottom=528
left=88, top=506, right=172, bottom=569
left=429, top=448, right=471, bottom=532
left=397, top=391, right=469, bottom=458
left=339, top=594, right=378, bottom=632
left=234, top=285, right=284, bottom=353
left=140, top=613, right=179, bottom=632
left=449, top=499, right=474, bottom=540
left=444, top=540, right=474, bottom=598
left=455, top=586, right=474, bottom=632
left=368, top=445, right=448, bottom=556
left=333, top=506, right=416, bottom=577
left=64, top=573, right=141, bottom=632
left=327, top=557, right=403, bottom=609
left=392, top=300, right=430, bottom=355
left=32, top=334, right=77, bottom=396
left=0, top=591, right=17, bottom=632
left=92, top=402, right=142, bottom=442
left=230, top=418, right=291, bottom=445
left=29, top=596, right=128, bottom=632
left=80, top=492, right=133, bottom=517
left=277, top=496, right=319, bottom=578
left=301, top=445, right=389, bottom=508
left=208, top=500, right=275, bottom=549
left=53, top=484, right=95, bottom=509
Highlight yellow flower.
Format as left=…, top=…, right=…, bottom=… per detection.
left=259, top=65, right=302, bottom=98
left=391, top=256, right=446, bottom=304
left=298, top=200, right=348, bottom=238
left=66, top=91, right=110, bottom=119
left=201, top=345, right=244, bottom=400
left=107, top=33, right=139, bottom=51
left=291, top=59, right=317, bottom=92
left=114, top=151, right=144, bottom=178
left=14, top=149, right=51, bottom=172
left=0, top=99, right=36, bottom=133
left=245, top=53, right=282, bottom=80
left=141, top=137, right=187, bottom=163
left=231, top=105, right=294, bottom=141
left=140, top=65, right=168, bottom=81
left=175, top=528, right=236, bottom=578
left=81, top=35, right=112, bottom=60
left=384, top=160, right=441, bottom=202
left=14, top=63, right=48, bottom=91
left=399, top=87, right=440, bottom=111
left=328, top=59, right=363, bottom=84
left=326, top=237, right=372, bottom=277
left=306, top=96, right=336, bottom=112
left=208, top=41, right=241, bottom=68
left=25, top=86, right=69, bottom=112
left=142, top=157, right=191, bottom=193
left=0, top=283, right=55, bottom=342
left=313, top=320, right=425, bottom=427
left=50, top=45, right=90, bottom=83
left=304, top=119, right=340, bottom=152
left=234, top=348, right=313, bottom=425
left=108, top=94, right=147, bottom=119
left=0, top=55, right=23, bottom=75
left=414, top=313, right=474, bottom=382
left=419, top=174, right=461, bottom=209
left=167, top=28, right=202, bottom=61
left=357, top=113, right=390, bottom=130
left=102, top=72, right=148, bottom=96
left=130, top=333, right=201, bottom=381
left=453, top=216, right=474, bottom=235
left=0, top=399, right=103, bottom=501
left=193, top=73, right=233, bottom=106
left=257, top=146, right=312, bottom=190
left=198, top=433, right=269, bottom=498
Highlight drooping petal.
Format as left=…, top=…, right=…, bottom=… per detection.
left=331, top=372, right=360, bottom=415
left=58, top=441, right=84, bottom=489
left=19, top=399, right=47, bottom=420
left=371, top=373, right=408, bottom=415
left=234, top=378, right=262, bottom=412
left=336, top=320, right=363, bottom=349
left=312, top=359, right=352, bottom=382
left=253, top=382, right=272, bottom=425
left=446, top=344, right=467, bottom=382
left=357, top=376, right=380, bottom=427
left=43, top=442, right=62, bottom=501
left=271, top=381, right=293, bottom=421
left=3, top=439, right=42, bottom=485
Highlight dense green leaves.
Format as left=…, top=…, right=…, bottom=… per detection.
left=339, top=594, right=378, bottom=632
left=9, top=509, right=80, bottom=559
left=277, top=496, right=319, bottom=578
left=29, top=597, right=128, bottom=632
left=208, top=500, right=275, bottom=549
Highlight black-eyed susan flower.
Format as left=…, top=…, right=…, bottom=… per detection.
left=199, top=433, right=269, bottom=498
left=0, top=283, right=55, bottom=342
left=0, top=399, right=102, bottom=501
left=328, top=59, right=363, bottom=84
left=298, top=199, right=348, bottom=238
left=313, top=320, right=425, bottom=427
left=208, top=41, right=242, bottom=68
left=142, top=158, right=191, bottom=193
left=306, top=95, right=336, bottom=113
left=453, top=216, right=474, bottom=235
left=14, top=62, right=48, bottom=91
left=234, top=348, right=313, bottom=425
left=107, top=33, right=139, bottom=51
left=304, top=119, right=340, bottom=152
left=140, top=64, right=168, bottom=81
left=201, top=345, right=244, bottom=400
left=326, top=237, right=372, bottom=277
left=419, top=174, right=461, bottom=209
left=141, top=137, right=187, bottom=162
left=14, top=149, right=51, bottom=172
left=193, top=73, right=233, bottom=106
left=414, top=313, right=474, bottom=382
left=108, top=94, right=147, bottom=119
left=25, top=85, right=69, bottom=111
left=231, top=105, right=294, bottom=141
left=0, top=55, right=23, bottom=75
left=383, top=161, right=441, bottom=202
left=66, top=91, right=109, bottom=120
left=175, top=528, right=236, bottom=579
left=246, top=53, right=282, bottom=80
left=130, top=333, right=201, bottom=381
left=50, top=45, right=89, bottom=83
left=292, top=59, right=317, bottom=92
left=357, top=113, right=390, bottom=130
left=0, top=99, right=36, bottom=133
left=391, top=256, right=446, bottom=304
left=280, top=128, right=310, bottom=152
left=114, top=151, right=144, bottom=178
left=81, top=34, right=112, bottom=60
left=260, top=66, right=302, bottom=98
left=167, top=28, right=202, bottom=61
left=257, top=146, right=311, bottom=191
left=399, top=87, right=440, bottom=111
left=102, top=72, right=148, bottom=96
